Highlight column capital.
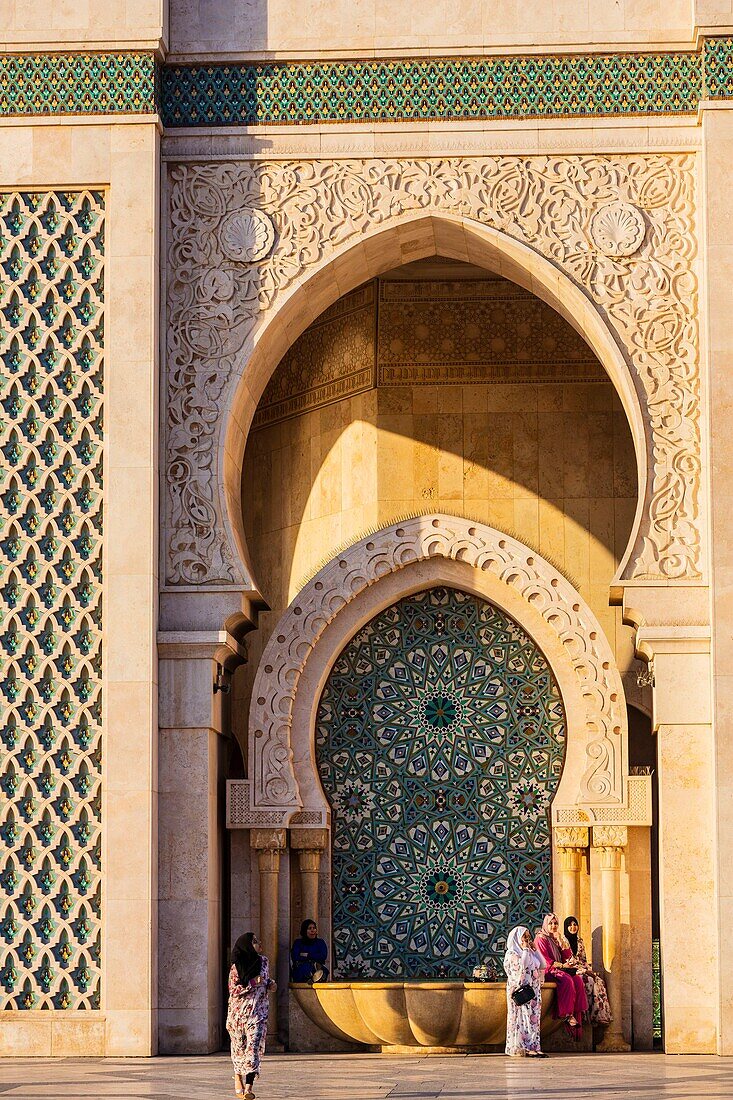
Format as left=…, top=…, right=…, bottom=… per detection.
left=289, top=828, right=329, bottom=851
left=592, top=825, right=628, bottom=849
left=297, top=849, right=321, bottom=874
left=250, top=828, right=287, bottom=851
left=554, top=826, right=589, bottom=849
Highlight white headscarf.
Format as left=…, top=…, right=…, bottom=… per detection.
left=504, top=925, right=544, bottom=973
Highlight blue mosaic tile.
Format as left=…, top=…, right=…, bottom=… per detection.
left=316, top=586, right=565, bottom=979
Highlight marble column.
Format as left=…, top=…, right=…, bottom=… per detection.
left=554, top=826, right=588, bottom=922
left=290, top=828, right=329, bottom=929
left=594, top=826, right=630, bottom=1052
left=251, top=828, right=287, bottom=1038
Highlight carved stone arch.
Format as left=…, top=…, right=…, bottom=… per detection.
left=243, top=514, right=629, bottom=829
left=165, top=156, right=702, bottom=595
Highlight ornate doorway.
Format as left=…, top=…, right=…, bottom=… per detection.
left=315, top=585, right=566, bottom=979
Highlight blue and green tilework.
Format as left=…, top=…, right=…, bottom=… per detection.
left=0, top=37, right=731, bottom=127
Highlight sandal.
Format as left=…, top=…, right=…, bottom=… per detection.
left=233, top=1076, right=244, bottom=1098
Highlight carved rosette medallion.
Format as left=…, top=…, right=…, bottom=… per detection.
left=590, top=201, right=646, bottom=257
left=166, top=156, right=701, bottom=587
left=219, top=208, right=275, bottom=262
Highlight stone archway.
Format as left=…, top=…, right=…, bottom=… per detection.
left=164, top=155, right=702, bottom=600
left=240, top=514, right=631, bottom=830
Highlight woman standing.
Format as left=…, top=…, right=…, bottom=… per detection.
left=503, top=925, right=547, bottom=1057
left=226, top=933, right=277, bottom=1099
left=290, top=920, right=329, bottom=983
left=563, top=916, right=612, bottom=1027
left=535, top=912, right=588, bottom=1040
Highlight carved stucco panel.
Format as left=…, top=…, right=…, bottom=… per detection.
left=244, top=515, right=627, bottom=827
left=165, top=155, right=700, bottom=587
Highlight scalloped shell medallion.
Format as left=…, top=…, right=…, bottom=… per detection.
left=219, top=208, right=275, bottom=262
left=590, top=201, right=645, bottom=257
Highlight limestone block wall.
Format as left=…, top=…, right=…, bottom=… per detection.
left=3, top=1, right=166, bottom=50
left=168, top=0, right=694, bottom=59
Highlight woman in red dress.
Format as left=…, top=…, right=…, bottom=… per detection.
left=535, top=912, right=588, bottom=1040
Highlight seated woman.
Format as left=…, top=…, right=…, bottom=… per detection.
left=563, top=916, right=612, bottom=1027
left=535, top=912, right=588, bottom=1040
left=290, top=919, right=329, bottom=983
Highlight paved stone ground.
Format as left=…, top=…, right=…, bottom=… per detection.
left=3, top=1052, right=733, bottom=1100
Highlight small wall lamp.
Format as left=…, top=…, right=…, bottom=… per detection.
left=213, top=664, right=231, bottom=695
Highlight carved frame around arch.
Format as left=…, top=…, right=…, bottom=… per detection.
left=241, top=514, right=630, bottom=829
left=165, top=154, right=702, bottom=594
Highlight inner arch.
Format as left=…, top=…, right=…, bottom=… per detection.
left=315, top=584, right=566, bottom=979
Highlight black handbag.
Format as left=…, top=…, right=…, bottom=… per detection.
left=511, top=984, right=536, bottom=1006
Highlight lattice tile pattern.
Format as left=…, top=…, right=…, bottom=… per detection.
left=316, top=587, right=565, bottom=978
left=0, top=191, right=104, bottom=1009
left=0, top=53, right=156, bottom=116
left=161, top=51, right=702, bottom=126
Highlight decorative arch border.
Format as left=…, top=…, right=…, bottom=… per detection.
left=165, top=155, right=702, bottom=593
left=242, top=514, right=629, bottom=829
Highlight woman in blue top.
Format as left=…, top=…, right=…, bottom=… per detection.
left=290, top=920, right=329, bottom=983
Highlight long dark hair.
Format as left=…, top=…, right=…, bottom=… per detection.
left=232, top=932, right=262, bottom=985
left=300, top=919, right=316, bottom=941
left=564, top=916, right=579, bottom=956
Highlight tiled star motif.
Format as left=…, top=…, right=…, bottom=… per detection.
left=316, top=586, right=565, bottom=979
left=0, top=191, right=104, bottom=1010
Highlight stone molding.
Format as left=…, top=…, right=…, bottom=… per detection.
left=165, top=154, right=701, bottom=589
left=289, top=829, right=329, bottom=850
left=241, top=514, right=627, bottom=828
left=554, top=774, right=652, bottom=826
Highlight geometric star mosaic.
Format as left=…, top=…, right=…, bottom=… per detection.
left=316, top=587, right=565, bottom=979
left=0, top=191, right=104, bottom=1010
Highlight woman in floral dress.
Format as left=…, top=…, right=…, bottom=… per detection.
left=563, top=916, right=612, bottom=1027
left=226, top=933, right=277, bottom=1099
left=503, top=925, right=547, bottom=1057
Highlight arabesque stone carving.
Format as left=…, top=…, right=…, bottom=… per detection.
left=166, top=155, right=700, bottom=586
left=590, top=201, right=646, bottom=257
left=554, top=826, right=590, bottom=849
left=244, top=515, right=627, bottom=827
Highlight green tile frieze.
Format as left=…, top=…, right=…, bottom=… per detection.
left=0, top=37, right=731, bottom=126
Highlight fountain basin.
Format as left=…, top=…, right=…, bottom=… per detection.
left=291, top=981, right=561, bottom=1052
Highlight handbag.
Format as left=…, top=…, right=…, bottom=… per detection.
left=511, top=983, right=536, bottom=1006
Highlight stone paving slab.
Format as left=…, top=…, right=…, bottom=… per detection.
left=2, top=1052, right=733, bottom=1100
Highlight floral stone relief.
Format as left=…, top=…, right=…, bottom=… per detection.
left=166, top=155, right=700, bottom=588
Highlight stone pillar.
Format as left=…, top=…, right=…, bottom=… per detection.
left=634, top=622, right=716, bottom=1053
left=157, top=632, right=246, bottom=1054
left=290, top=829, right=329, bottom=928
left=251, top=828, right=287, bottom=1037
left=554, top=826, right=588, bottom=922
left=593, top=826, right=630, bottom=1053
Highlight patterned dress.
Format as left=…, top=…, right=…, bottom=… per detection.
left=226, top=956, right=272, bottom=1079
left=575, top=937, right=612, bottom=1025
left=504, top=949, right=542, bottom=1055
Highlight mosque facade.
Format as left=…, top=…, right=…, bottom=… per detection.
left=0, top=0, right=732, bottom=1059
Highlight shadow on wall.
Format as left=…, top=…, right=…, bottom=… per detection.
left=240, top=266, right=638, bottom=613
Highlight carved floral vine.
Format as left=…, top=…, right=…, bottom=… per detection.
left=166, top=155, right=700, bottom=586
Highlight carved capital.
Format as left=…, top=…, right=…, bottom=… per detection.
left=554, top=826, right=589, bottom=849
left=297, top=849, right=322, bottom=874
left=593, top=825, right=628, bottom=851
left=256, top=847, right=282, bottom=874
left=290, top=828, right=329, bottom=851
left=250, top=827, right=287, bottom=852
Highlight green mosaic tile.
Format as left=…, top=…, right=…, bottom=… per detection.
left=161, top=51, right=702, bottom=127
left=0, top=190, right=104, bottom=1010
left=704, top=36, right=733, bottom=98
left=316, top=586, right=565, bottom=979
left=0, top=53, right=156, bottom=116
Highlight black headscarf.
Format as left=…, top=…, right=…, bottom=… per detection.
left=300, top=919, right=316, bottom=941
left=232, top=932, right=262, bottom=986
left=564, top=916, right=579, bottom=956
